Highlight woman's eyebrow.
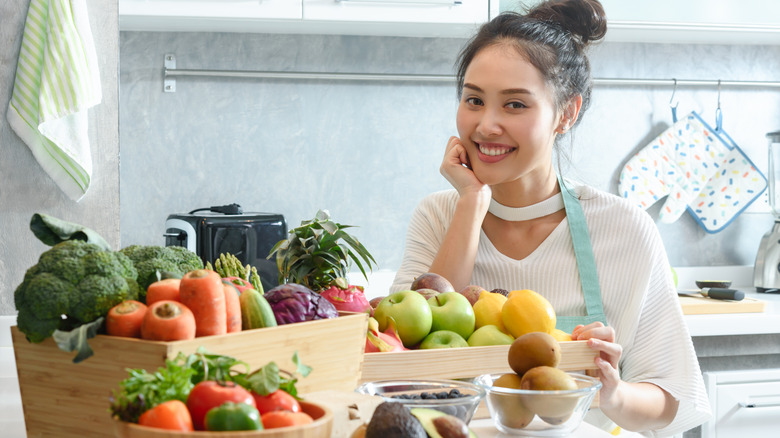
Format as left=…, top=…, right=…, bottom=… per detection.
left=462, top=83, right=533, bottom=96
left=501, top=88, right=533, bottom=96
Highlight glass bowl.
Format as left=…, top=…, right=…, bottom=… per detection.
left=354, top=378, right=486, bottom=423
left=474, top=372, right=601, bottom=437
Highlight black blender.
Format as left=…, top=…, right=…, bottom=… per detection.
left=754, top=131, right=780, bottom=292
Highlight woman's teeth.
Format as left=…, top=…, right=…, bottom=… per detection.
left=479, top=144, right=513, bottom=156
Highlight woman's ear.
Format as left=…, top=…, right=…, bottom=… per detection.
left=557, top=95, right=583, bottom=133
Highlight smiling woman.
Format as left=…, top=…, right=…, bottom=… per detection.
left=390, top=0, right=712, bottom=436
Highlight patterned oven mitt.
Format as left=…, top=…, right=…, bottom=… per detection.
left=619, top=111, right=766, bottom=233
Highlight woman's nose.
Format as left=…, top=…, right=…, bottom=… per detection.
left=476, top=108, right=503, bottom=136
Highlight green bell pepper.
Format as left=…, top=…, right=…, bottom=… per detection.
left=204, top=402, right=263, bottom=431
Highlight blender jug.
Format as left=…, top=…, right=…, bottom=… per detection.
left=753, top=131, right=780, bottom=291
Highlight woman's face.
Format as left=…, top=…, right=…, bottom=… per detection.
left=456, top=43, right=562, bottom=188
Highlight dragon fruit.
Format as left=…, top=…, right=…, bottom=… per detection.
left=365, top=316, right=406, bottom=353
left=320, top=277, right=372, bottom=314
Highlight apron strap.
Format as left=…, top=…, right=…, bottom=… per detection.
left=556, top=175, right=607, bottom=332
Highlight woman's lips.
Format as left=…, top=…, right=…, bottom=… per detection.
left=476, top=142, right=516, bottom=163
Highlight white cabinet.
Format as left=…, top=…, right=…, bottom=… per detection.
left=120, top=0, right=302, bottom=32
left=119, top=0, right=491, bottom=37
left=703, top=369, right=780, bottom=438
left=497, top=0, right=780, bottom=45
left=304, top=0, right=486, bottom=25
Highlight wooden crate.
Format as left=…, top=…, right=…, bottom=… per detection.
left=11, top=313, right=368, bottom=438
left=359, top=340, right=598, bottom=384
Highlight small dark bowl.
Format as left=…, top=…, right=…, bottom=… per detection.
left=695, top=280, right=732, bottom=289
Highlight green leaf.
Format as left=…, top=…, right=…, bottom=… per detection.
left=292, top=352, right=312, bottom=378
left=52, top=317, right=104, bottom=363
left=246, top=362, right=281, bottom=396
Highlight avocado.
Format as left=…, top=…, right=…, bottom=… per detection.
left=365, top=402, right=426, bottom=438
left=409, top=407, right=477, bottom=438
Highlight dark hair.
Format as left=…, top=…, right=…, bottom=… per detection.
left=455, top=0, right=607, bottom=125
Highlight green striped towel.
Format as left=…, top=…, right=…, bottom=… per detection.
left=7, top=0, right=101, bottom=201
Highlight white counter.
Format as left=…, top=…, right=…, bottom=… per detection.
left=684, top=289, right=780, bottom=337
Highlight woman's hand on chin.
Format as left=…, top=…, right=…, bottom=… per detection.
left=441, top=136, right=491, bottom=201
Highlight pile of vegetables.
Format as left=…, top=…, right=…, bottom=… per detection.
left=110, top=349, right=314, bottom=432
left=14, top=210, right=377, bottom=362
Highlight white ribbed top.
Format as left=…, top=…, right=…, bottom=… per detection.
left=391, top=185, right=712, bottom=436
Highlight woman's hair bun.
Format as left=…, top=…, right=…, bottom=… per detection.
left=526, top=0, right=607, bottom=45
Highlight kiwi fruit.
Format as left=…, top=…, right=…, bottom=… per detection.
left=507, top=332, right=561, bottom=376
left=520, top=366, right=579, bottom=422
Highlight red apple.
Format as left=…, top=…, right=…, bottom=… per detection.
left=459, top=285, right=487, bottom=306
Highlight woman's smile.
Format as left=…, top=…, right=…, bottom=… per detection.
left=476, top=142, right=517, bottom=163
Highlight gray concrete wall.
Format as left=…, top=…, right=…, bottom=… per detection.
left=118, top=32, right=779, bottom=283
left=0, top=0, right=119, bottom=315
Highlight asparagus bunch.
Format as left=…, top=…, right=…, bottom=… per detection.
left=205, top=253, right=264, bottom=293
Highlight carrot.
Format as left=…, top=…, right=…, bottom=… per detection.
left=179, top=269, right=227, bottom=337
left=105, top=300, right=147, bottom=338
left=138, top=399, right=194, bottom=431
left=141, top=300, right=196, bottom=341
left=146, top=278, right=182, bottom=305
left=222, top=281, right=242, bottom=333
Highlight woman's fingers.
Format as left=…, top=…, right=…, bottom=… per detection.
left=588, top=337, right=623, bottom=369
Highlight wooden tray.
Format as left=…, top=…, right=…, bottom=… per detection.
left=11, top=313, right=367, bottom=438
left=359, top=340, right=598, bottom=384
left=113, top=401, right=332, bottom=438
left=679, top=295, right=767, bottom=315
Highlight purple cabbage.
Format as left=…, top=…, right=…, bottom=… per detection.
left=264, top=283, right=339, bottom=325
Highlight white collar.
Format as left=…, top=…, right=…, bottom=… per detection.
left=488, top=192, right=565, bottom=221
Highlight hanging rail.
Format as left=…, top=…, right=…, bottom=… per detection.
left=162, top=54, right=780, bottom=92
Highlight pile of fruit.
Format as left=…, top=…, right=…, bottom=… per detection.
left=367, top=272, right=570, bottom=351
left=491, top=331, right=581, bottom=428
left=110, top=349, right=315, bottom=432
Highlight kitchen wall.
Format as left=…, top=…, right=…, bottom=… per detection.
left=119, top=31, right=779, bottom=291
left=0, top=0, right=119, bottom=316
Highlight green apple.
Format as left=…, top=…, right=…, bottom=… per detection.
left=374, top=290, right=433, bottom=347
left=467, top=325, right=514, bottom=347
left=427, top=291, right=476, bottom=340
left=420, top=330, right=469, bottom=349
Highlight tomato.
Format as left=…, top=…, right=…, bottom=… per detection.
left=186, top=381, right=256, bottom=430
left=260, top=410, right=314, bottom=429
left=138, top=400, right=193, bottom=431
left=251, top=389, right=301, bottom=415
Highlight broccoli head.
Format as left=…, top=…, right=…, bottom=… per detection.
left=14, top=240, right=140, bottom=343
left=119, top=245, right=204, bottom=295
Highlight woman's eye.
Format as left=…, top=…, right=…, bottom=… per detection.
left=465, top=97, right=483, bottom=106
left=506, top=101, right=527, bottom=109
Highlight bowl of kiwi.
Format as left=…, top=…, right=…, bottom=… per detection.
left=474, top=371, right=601, bottom=437
left=354, top=378, right=486, bottom=424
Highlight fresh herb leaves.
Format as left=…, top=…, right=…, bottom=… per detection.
left=110, top=348, right=310, bottom=423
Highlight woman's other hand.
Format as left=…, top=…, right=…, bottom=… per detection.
left=441, top=136, right=491, bottom=200
left=571, top=322, right=622, bottom=407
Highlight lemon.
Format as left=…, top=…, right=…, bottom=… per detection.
left=551, top=328, right=572, bottom=342
left=473, top=290, right=509, bottom=334
left=501, top=289, right=557, bottom=338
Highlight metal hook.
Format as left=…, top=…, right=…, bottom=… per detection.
left=715, top=79, right=723, bottom=131
left=717, top=79, right=722, bottom=110
left=669, top=79, right=679, bottom=122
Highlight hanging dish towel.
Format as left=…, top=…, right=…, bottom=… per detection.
left=619, top=112, right=766, bottom=233
left=7, top=0, right=101, bottom=201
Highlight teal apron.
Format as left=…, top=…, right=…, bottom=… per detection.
left=555, top=176, right=608, bottom=333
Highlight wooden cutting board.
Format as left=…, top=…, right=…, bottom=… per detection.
left=679, top=295, right=767, bottom=315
